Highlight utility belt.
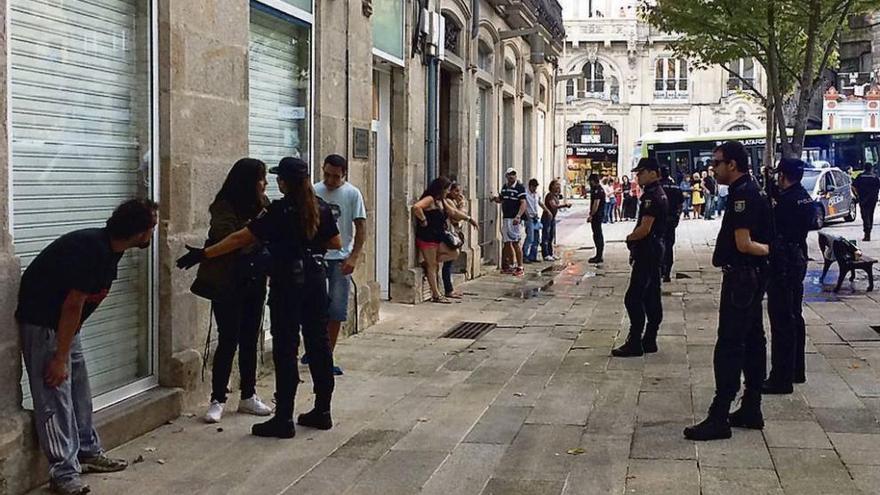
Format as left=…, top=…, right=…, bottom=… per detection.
left=271, top=252, right=327, bottom=287
left=722, top=263, right=767, bottom=308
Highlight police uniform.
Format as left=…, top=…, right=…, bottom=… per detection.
left=765, top=162, right=815, bottom=393
left=613, top=164, right=668, bottom=357
left=853, top=169, right=880, bottom=241
left=589, top=181, right=606, bottom=262
left=246, top=159, right=340, bottom=437
left=685, top=172, right=771, bottom=441
left=660, top=174, right=684, bottom=281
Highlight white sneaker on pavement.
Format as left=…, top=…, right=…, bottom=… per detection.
left=204, top=400, right=224, bottom=423
left=238, top=395, right=272, bottom=416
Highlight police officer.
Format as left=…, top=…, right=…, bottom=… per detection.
left=177, top=157, right=342, bottom=439
left=852, top=164, right=880, bottom=241
left=612, top=158, right=668, bottom=357
left=587, top=173, right=606, bottom=263
left=765, top=158, right=815, bottom=394
left=659, top=166, right=684, bottom=282
left=685, top=141, right=771, bottom=441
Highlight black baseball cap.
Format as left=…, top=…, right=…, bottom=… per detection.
left=777, top=158, right=805, bottom=176
left=632, top=157, right=660, bottom=173
left=270, top=157, right=310, bottom=180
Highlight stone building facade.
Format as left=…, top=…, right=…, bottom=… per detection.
left=0, top=0, right=563, bottom=492
left=554, top=0, right=766, bottom=187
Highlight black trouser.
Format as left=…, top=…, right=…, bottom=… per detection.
left=268, top=268, right=334, bottom=420
left=624, top=245, right=663, bottom=342
left=442, top=260, right=454, bottom=295
left=767, top=259, right=807, bottom=385
left=861, top=200, right=875, bottom=236
left=211, top=282, right=267, bottom=403
left=710, top=266, right=767, bottom=416
left=662, top=224, right=678, bottom=279
left=541, top=216, right=556, bottom=258
left=591, top=219, right=604, bottom=257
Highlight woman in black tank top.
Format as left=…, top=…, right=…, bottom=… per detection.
left=411, top=177, right=475, bottom=303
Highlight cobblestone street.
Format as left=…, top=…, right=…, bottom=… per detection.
left=54, top=204, right=880, bottom=495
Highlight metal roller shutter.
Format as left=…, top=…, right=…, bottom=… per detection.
left=11, top=0, right=152, bottom=401
left=248, top=5, right=311, bottom=199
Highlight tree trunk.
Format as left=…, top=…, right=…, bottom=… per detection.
left=764, top=98, right=776, bottom=169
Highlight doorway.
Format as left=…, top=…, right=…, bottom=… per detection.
left=372, top=70, right=391, bottom=299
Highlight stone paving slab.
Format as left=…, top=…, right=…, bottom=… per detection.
left=57, top=213, right=880, bottom=495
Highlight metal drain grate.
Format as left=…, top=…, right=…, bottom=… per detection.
left=441, top=321, right=497, bottom=339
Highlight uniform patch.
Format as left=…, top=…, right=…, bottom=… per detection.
left=734, top=200, right=746, bottom=212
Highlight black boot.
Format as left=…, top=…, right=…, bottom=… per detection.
left=729, top=391, right=764, bottom=429
left=252, top=416, right=296, bottom=438
left=611, top=338, right=644, bottom=357
left=588, top=255, right=604, bottom=264
left=762, top=378, right=793, bottom=395
left=642, top=338, right=658, bottom=354
left=297, top=409, right=333, bottom=430
left=684, top=403, right=731, bottom=441
left=793, top=374, right=806, bottom=384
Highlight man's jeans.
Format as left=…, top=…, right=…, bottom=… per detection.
left=703, top=194, right=716, bottom=219
left=20, top=323, right=103, bottom=483
left=524, top=217, right=542, bottom=261
left=541, top=217, right=556, bottom=258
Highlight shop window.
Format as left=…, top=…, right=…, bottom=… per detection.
left=654, top=57, right=688, bottom=100
left=727, top=58, right=756, bottom=91
left=372, top=0, right=404, bottom=62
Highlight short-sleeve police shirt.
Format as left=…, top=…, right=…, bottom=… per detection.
left=500, top=182, right=526, bottom=219
left=590, top=184, right=606, bottom=222
left=712, top=174, right=771, bottom=267
left=16, top=228, right=123, bottom=328
left=853, top=172, right=880, bottom=205
left=248, top=197, right=340, bottom=255
left=660, top=177, right=684, bottom=221
left=773, top=183, right=814, bottom=252
left=637, top=181, right=668, bottom=238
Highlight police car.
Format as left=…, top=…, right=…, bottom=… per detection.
left=801, top=167, right=855, bottom=227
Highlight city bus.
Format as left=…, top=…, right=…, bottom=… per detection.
left=633, top=129, right=880, bottom=178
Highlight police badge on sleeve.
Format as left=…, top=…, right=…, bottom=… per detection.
left=734, top=200, right=746, bottom=212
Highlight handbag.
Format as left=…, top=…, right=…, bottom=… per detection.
left=442, top=228, right=463, bottom=249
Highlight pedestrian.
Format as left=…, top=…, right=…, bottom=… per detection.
left=621, top=175, right=634, bottom=220
left=852, top=164, right=880, bottom=241
left=613, top=178, right=623, bottom=222
left=192, top=159, right=273, bottom=424
left=541, top=179, right=571, bottom=261
left=680, top=175, right=693, bottom=219
left=626, top=176, right=641, bottom=220
left=524, top=178, right=545, bottom=263
left=492, top=168, right=527, bottom=276
left=612, top=158, right=668, bottom=357
left=684, top=141, right=771, bottom=441
left=412, top=177, right=472, bottom=302
left=587, top=173, right=606, bottom=264
left=17, top=199, right=158, bottom=495
left=177, top=157, right=342, bottom=439
left=443, top=181, right=479, bottom=297
left=691, top=172, right=704, bottom=218
left=703, top=168, right=717, bottom=220
left=311, top=154, right=367, bottom=376
left=602, top=178, right=614, bottom=224
left=660, top=166, right=684, bottom=282
left=765, top=158, right=815, bottom=395
left=716, top=182, right=729, bottom=216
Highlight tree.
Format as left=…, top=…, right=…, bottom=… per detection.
left=642, top=0, right=875, bottom=160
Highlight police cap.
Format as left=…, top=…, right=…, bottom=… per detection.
left=777, top=158, right=805, bottom=177
left=632, top=157, right=660, bottom=173
left=270, top=157, right=310, bottom=181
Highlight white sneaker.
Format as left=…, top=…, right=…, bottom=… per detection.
left=204, top=400, right=224, bottom=423
left=545, top=255, right=557, bottom=262
left=238, top=395, right=272, bottom=416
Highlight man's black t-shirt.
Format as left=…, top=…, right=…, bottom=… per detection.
left=773, top=183, right=815, bottom=254
left=500, top=181, right=526, bottom=219
left=660, top=177, right=684, bottom=226
left=589, top=184, right=606, bottom=223
left=248, top=196, right=340, bottom=256
left=712, top=174, right=771, bottom=267
left=703, top=176, right=718, bottom=195
left=853, top=172, right=880, bottom=205
left=16, top=228, right=123, bottom=328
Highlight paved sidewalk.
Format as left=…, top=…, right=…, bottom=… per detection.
left=36, top=206, right=880, bottom=495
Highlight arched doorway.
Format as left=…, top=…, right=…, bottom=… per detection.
left=565, top=122, right=619, bottom=197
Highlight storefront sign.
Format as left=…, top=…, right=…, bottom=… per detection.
left=567, top=144, right=618, bottom=161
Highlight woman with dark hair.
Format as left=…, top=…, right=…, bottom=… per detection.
left=411, top=176, right=473, bottom=303
left=442, top=181, right=478, bottom=298
left=191, top=158, right=272, bottom=423
left=177, top=157, right=342, bottom=438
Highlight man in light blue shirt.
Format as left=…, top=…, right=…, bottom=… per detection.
left=311, top=154, right=367, bottom=375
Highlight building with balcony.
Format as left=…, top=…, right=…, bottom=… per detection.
left=554, top=0, right=766, bottom=188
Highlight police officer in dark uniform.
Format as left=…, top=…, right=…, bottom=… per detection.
left=612, top=158, right=668, bottom=357
left=587, top=173, right=606, bottom=263
left=764, top=158, right=816, bottom=394
left=177, top=157, right=342, bottom=439
left=685, top=141, right=771, bottom=441
left=852, top=164, right=880, bottom=241
left=659, top=166, right=684, bottom=282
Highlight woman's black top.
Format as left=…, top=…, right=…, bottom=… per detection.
left=416, top=206, right=448, bottom=243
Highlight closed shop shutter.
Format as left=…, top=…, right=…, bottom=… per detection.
left=11, top=0, right=152, bottom=401
left=248, top=5, right=311, bottom=199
